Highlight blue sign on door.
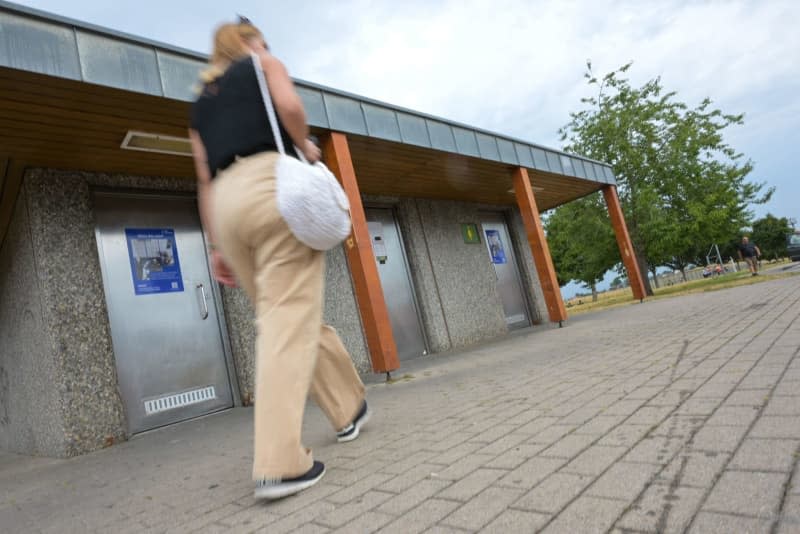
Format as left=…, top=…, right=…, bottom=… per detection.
left=485, top=229, right=507, bottom=264
left=125, top=228, right=184, bottom=295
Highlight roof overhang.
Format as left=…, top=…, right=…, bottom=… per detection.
left=0, top=0, right=614, bottom=212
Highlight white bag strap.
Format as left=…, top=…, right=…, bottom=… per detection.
left=251, top=52, right=309, bottom=163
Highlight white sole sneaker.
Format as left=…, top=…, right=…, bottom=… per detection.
left=255, top=461, right=326, bottom=501
left=337, top=402, right=371, bottom=443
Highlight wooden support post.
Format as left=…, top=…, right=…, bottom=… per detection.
left=322, top=133, right=400, bottom=373
left=602, top=184, right=646, bottom=302
left=512, top=167, right=567, bottom=324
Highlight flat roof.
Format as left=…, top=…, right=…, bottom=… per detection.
left=0, top=0, right=615, bottom=185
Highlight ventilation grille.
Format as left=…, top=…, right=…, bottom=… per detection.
left=506, top=314, right=527, bottom=325
left=144, top=386, right=217, bottom=415
left=506, top=186, right=545, bottom=194
left=121, top=131, right=192, bottom=157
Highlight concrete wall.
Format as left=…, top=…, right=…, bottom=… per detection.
left=417, top=200, right=557, bottom=347
left=394, top=198, right=452, bottom=353
left=2, top=169, right=220, bottom=456
left=369, top=198, right=547, bottom=354
left=1, top=166, right=546, bottom=457
left=220, top=194, right=547, bottom=385
left=0, top=167, right=368, bottom=456
left=218, top=286, right=256, bottom=404
left=24, top=169, right=204, bottom=455
left=224, top=243, right=370, bottom=403
left=508, top=208, right=547, bottom=325
left=323, top=245, right=370, bottom=373
left=397, top=199, right=511, bottom=349
left=0, top=187, right=68, bottom=456
left=0, top=170, right=134, bottom=457
left=28, top=171, right=149, bottom=456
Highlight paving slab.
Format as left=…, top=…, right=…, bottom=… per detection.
left=539, top=495, right=629, bottom=533
left=654, top=451, right=731, bottom=489
left=1, top=276, right=799, bottom=533
left=616, top=484, right=706, bottom=533
left=511, top=472, right=593, bottom=514
left=688, top=511, right=774, bottom=533
left=702, top=470, right=788, bottom=518
left=441, top=486, right=525, bottom=530
left=479, top=509, right=550, bottom=533
left=776, top=494, right=800, bottom=534
left=585, top=461, right=661, bottom=501
left=729, top=439, right=799, bottom=472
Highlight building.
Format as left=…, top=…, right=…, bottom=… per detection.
left=0, top=1, right=646, bottom=457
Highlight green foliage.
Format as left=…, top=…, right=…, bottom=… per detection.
left=751, top=214, right=794, bottom=259
left=559, top=62, right=773, bottom=292
left=544, top=192, right=617, bottom=288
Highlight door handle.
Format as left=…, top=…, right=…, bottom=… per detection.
left=196, top=282, right=209, bottom=320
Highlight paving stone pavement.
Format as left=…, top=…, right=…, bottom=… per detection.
left=1, top=276, right=799, bottom=533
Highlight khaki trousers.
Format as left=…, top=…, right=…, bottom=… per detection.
left=212, top=152, right=365, bottom=480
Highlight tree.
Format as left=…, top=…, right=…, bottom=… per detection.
left=610, top=275, right=627, bottom=290
left=751, top=214, right=794, bottom=260
left=559, top=62, right=773, bottom=294
left=545, top=192, right=617, bottom=302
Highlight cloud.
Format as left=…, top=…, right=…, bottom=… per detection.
left=278, top=0, right=799, bottom=145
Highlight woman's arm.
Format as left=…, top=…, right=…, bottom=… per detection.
left=189, top=129, right=215, bottom=241
left=189, top=129, right=236, bottom=286
left=259, top=52, right=320, bottom=162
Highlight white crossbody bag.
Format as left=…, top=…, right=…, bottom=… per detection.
left=251, top=53, right=351, bottom=251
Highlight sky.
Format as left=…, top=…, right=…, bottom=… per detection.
left=14, top=0, right=800, bottom=298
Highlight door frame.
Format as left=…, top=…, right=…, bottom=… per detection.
left=364, top=203, right=430, bottom=359
left=91, top=188, right=242, bottom=416
left=479, top=209, right=535, bottom=329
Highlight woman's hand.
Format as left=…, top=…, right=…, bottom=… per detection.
left=301, top=138, right=321, bottom=163
left=210, top=249, right=237, bottom=287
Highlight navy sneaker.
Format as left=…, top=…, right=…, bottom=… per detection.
left=336, top=401, right=370, bottom=443
left=254, top=460, right=325, bottom=501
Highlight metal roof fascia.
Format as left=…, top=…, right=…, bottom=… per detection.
left=0, top=0, right=616, bottom=183
left=0, top=0, right=206, bottom=60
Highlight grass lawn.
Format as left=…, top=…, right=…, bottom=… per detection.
left=564, top=260, right=799, bottom=316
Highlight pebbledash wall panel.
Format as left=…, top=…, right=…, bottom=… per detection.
left=0, top=187, right=68, bottom=456
left=368, top=196, right=547, bottom=353
left=401, top=198, right=508, bottom=348
left=0, top=173, right=128, bottom=457
left=221, top=244, right=371, bottom=403
left=0, top=168, right=368, bottom=456
left=508, top=208, right=547, bottom=325
left=408, top=199, right=544, bottom=346
left=0, top=167, right=547, bottom=457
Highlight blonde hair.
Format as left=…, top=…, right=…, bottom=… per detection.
left=199, top=22, right=263, bottom=84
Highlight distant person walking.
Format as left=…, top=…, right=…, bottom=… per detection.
left=737, top=236, right=762, bottom=276
left=189, top=18, right=369, bottom=501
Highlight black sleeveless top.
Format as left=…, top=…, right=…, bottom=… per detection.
left=190, top=57, right=298, bottom=177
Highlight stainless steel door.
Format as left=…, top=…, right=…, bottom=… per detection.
left=365, top=208, right=427, bottom=361
left=481, top=213, right=530, bottom=329
left=93, top=192, right=233, bottom=434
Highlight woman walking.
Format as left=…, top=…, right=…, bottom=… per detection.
left=189, top=18, right=369, bottom=501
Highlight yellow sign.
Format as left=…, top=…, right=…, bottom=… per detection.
left=461, top=223, right=480, bottom=244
